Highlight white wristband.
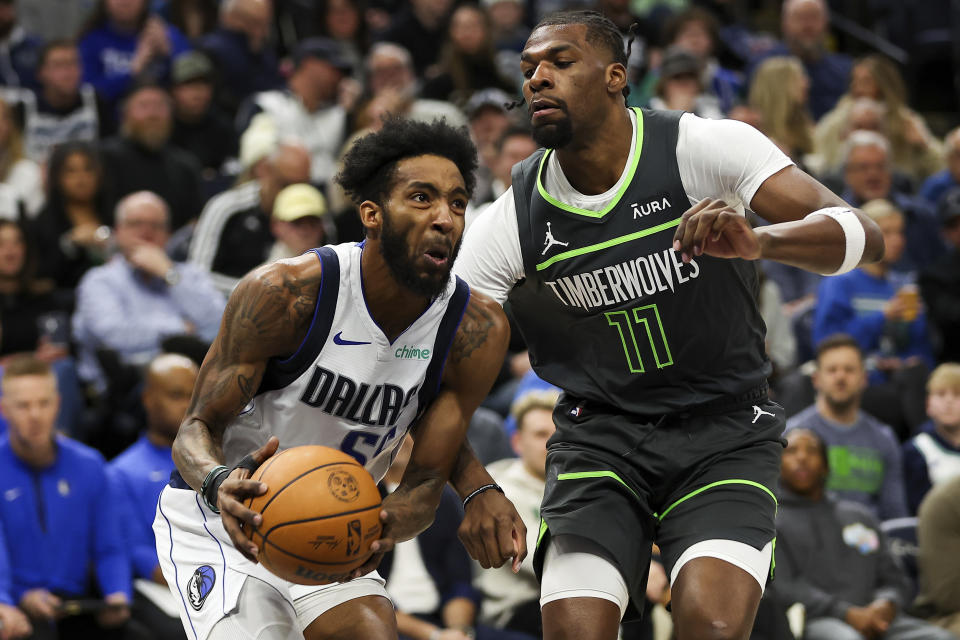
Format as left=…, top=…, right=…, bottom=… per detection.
left=804, top=207, right=865, bottom=276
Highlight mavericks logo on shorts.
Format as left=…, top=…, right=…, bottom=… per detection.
left=187, top=565, right=216, bottom=611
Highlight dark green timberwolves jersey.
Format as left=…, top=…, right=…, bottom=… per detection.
left=508, top=108, right=770, bottom=414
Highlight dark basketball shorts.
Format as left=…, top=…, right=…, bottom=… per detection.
left=532, top=389, right=785, bottom=617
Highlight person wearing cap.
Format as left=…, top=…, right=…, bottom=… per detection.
left=463, top=88, right=514, bottom=205
left=649, top=46, right=723, bottom=119
left=919, top=187, right=960, bottom=363
left=99, top=79, right=203, bottom=231
left=237, top=37, right=350, bottom=189
left=13, top=40, right=107, bottom=164
left=0, top=0, right=42, bottom=91
left=267, top=183, right=335, bottom=262
left=169, top=51, right=238, bottom=192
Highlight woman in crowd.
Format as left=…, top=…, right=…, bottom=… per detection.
left=0, top=99, right=44, bottom=218
left=31, top=142, right=112, bottom=290
left=748, top=56, right=814, bottom=165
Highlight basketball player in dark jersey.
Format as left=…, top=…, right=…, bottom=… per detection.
left=453, top=11, right=885, bottom=640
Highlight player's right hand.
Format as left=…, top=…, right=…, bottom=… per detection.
left=458, top=489, right=527, bottom=571
left=218, top=437, right=279, bottom=562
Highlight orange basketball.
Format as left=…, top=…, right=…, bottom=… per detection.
left=245, top=445, right=383, bottom=585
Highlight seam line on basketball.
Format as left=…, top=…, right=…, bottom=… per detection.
left=255, top=460, right=364, bottom=517
left=259, top=502, right=382, bottom=539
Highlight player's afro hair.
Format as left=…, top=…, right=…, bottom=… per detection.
left=335, top=117, right=478, bottom=206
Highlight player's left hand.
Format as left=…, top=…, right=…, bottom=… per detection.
left=673, top=198, right=762, bottom=263
left=346, top=489, right=436, bottom=580
left=458, top=489, right=527, bottom=571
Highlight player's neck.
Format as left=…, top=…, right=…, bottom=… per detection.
left=361, top=248, right=432, bottom=342
left=554, top=108, right=632, bottom=196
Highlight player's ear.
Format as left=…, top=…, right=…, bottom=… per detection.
left=358, top=201, right=382, bottom=236
left=606, top=62, right=627, bottom=96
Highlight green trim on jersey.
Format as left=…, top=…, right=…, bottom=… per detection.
left=537, top=518, right=549, bottom=549
left=770, top=536, right=776, bottom=579
left=535, top=217, right=682, bottom=271
left=654, top=479, right=778, bottom=522
left=557, top=470, right=641, bottom=502
left=534, top=107, right=645, bottom=220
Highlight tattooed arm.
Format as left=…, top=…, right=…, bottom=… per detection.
left=351, top=291, right=512, bottom=577
left=172, top=254, right=322, bottom=560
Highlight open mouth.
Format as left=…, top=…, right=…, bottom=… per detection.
left=423, top=248, right=450, bottom=267
left=531, top=99, right=561, bottom=120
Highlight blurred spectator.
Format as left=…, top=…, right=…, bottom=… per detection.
left=470, top=125, right=534, bottom=218
left=238, top=37, right=350, bottom=188
left=168, top=51, right=237, bottom=188
left=813, top=97, right=884, bottom=175
left=0, top=357, right=133, bottom=639
left=902, top=363, right=960, bottom=515
left=775, top=428, right=952, bottom=640
left=318, top=0, right=369, bottom=78
left=31, top=142, right=111, bottom=290
left=381, top=435, right=536, bottom=640
left=813, top=200, right=933, bottom=435
left=78, top=0, right=191, bottom=104
left=484, top=0, right=528, bottom=54
left=198, top=0, right=281, bottom=117
left=815, top=56, right=943, bottom=183
left=919, top=188, right=960, bottom=363
left=841, top=131, right=945, bottom=273
left=649, top=47, right=723, bottom=120
left=758, top=269, right=796, bottom=393
left=465, top=88, right=512, bottom=205
left=14, top=41, right=105, bottom=163
left=268, top=183, right=333, bottom=262
left=0, top=98, right=41, bottom=217
left=109, top=353, right=197, bottom=640
left=188, top=143, right=310, bottom=295
left=915, top=473, right=960, bottom=637
left=100, top=81, right=203, bottom=231
left=663, top=7, right=743, bottom=114
left=376, top=0, right=453, bottom=76
left=919, top=127, right=960, bottom=210
left=16, top=0, right=92, bottom=42
left=749, top=0, right=851, bottom=120
left=0, top=0, right=41, bottom=91
left=73, top=191, right=225, bottom=393
left=420, top=4, right=516, bottom=108
left=787, top=335, right=909, bottom=520
left=475, top=390, right=557, bottom=637
left=163, top=0, right=218, bottom=40
left=748, top=56, right=813, bottom=163
left=0, top=580, right=31, bottom=640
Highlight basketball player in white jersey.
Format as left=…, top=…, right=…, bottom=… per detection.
left=152, top=118, right=526, bottom=640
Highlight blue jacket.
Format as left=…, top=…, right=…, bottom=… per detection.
left=0, top=435, right=132, bottom=603
left=108, top=435, right=175, bottom=579
left=79, top=22, right=191, bottom=101
left=198, top=28, right=281, bottom=112
left=902, top=421, right=960, bottom=515
left=919, top=170, right=959, bottom=209
left=0, top=27, right=43, bottom=90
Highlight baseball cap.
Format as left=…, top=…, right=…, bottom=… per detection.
left=293, top=38, right=353, bottom=74
left=273, top=184, right=328, bottom=222
left=938, top=187, right=960, bottom=226
left=465, top=88, right=512, bottom=119
left=660, top=47, right=701, bottom=79
left=172, top=52, right=214, bottom=85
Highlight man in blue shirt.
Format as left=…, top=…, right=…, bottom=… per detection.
left=0, top=356, right=132, bottom=638
left=110, top=353, right=198, bottom=640
left=919, top=128, right=960, bottom=209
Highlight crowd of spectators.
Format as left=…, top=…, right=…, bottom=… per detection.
left=0, top=0, right=957, bottom=638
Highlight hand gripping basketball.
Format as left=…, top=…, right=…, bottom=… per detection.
left=218, top=436, right=280, bottom=562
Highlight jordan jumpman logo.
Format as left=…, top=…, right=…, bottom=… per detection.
left=542, top=222, right=570, bottom=255
left=752, top=405, right=775, bottom=424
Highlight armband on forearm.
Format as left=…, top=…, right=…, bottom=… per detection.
left=804, top=207, right=866, bottom=275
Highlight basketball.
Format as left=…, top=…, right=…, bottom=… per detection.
left=245, top=445, right=383, bottom=585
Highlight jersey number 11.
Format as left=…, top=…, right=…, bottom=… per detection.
left=605, top=303, right=673, bottom=374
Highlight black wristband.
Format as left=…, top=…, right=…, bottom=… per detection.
left=201, top=465, right=230, bottom=513
left=462, top=483, right=504, bottom=510
left=234, top=453, right=259, bottom=474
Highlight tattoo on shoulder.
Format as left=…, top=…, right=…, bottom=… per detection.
left=226, top=267, right=322, bottom=346
left=450, top=300, right=495, bottom=364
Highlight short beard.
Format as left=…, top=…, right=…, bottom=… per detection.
left=824, top=393, right=859, bottom=416
left=124, top=121, right=171, bottom=151
left=378, top=206, right=459, bottom=301
left=532, top=118, right=574, bottom=149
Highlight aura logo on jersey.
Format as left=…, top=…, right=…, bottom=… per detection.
left=631, top=196, right=672, bottom=219
left=186, top=565, right=216, bottom=611
left=299, top=365, right=419, bottom=426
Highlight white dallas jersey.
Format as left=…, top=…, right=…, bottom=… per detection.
left=221, top=242, right=471, bottom=483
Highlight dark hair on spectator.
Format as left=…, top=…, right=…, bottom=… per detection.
left=79, top=0, right=151, bottom=38
left=38, top=39, right=78, bottom=68
left=2, top=355, right=53, bottom=382
left=336, top=117, right=478, bottom=206
left=814, top=333, right=864, bottom=364
left=788, top=427, right=830, bottom=472
left=662, top=7, right=719, bottom=50
left=0, top=219, right=39, bottom=294
left=45, top=141, right=109, bottom=226
left=167, top=0, right=219, bottom=39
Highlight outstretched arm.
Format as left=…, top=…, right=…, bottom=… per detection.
left=352, top=293, right=514, bottom=576
left=172, top=256, right=321, bottom=559
left=673, top=166, right=884, bottom=275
